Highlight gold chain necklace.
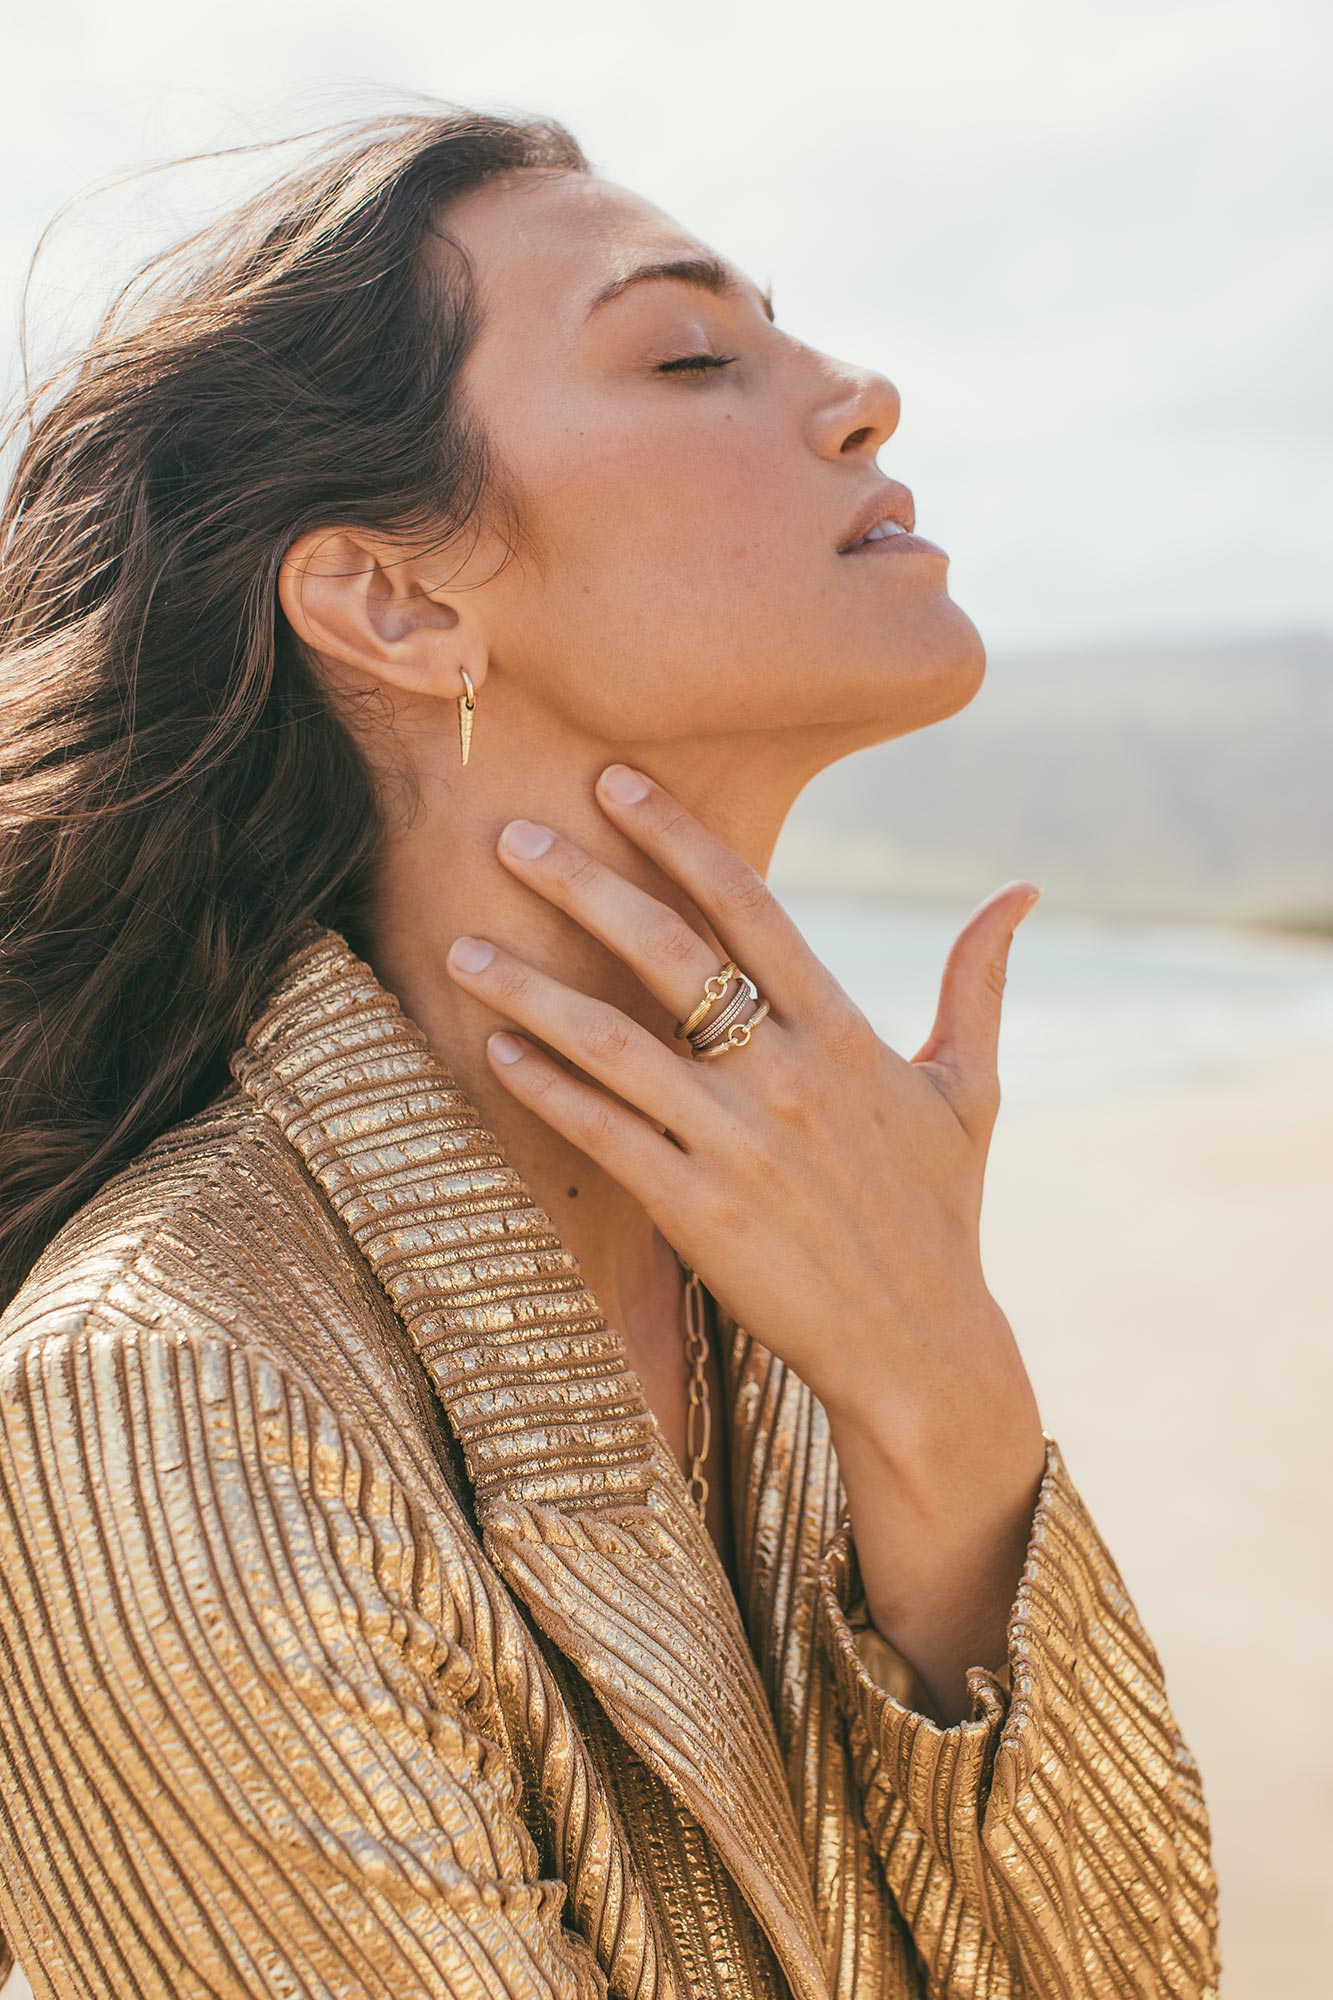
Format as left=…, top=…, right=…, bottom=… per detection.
left=679, top=1260, right=712, bottom=1516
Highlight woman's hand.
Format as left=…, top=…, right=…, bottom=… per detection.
left=445, top=761, right=1048, bottom=1719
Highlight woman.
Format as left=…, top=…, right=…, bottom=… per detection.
left=0, top=103, right=1219, bottom=1997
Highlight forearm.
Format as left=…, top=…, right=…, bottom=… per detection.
left=825, top=1301, right=1047, bottom=1725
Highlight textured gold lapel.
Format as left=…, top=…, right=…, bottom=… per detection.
left=230, top=922, right=831, bottom=2000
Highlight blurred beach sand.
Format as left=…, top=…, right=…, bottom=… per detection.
left=983, top=1044, right=1333, bottom=1997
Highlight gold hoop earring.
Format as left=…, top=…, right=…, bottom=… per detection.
left=456, top=667, right=477, bottom=767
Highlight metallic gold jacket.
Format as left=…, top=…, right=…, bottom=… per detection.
left=0, top=924, right=1220, bottom=1998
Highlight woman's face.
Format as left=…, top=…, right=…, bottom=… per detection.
left=430, top=168, right=986, bottom=753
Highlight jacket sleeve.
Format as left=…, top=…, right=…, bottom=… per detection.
left=814, top=1434, right=1221, bottom=1999
left=0, top=1321, right=606, bottom=2000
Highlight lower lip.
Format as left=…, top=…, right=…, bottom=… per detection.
left=841, top=532, right=948, bottom=559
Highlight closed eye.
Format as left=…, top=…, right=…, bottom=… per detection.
left=657, top=353, right=737, bottom=377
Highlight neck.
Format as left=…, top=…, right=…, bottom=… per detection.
left=357, top=686, right=828, bottom=1376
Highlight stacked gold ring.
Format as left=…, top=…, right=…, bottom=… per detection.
left=674, top=961, right=740, bottom=1040
left=691, top=970, right=756, bottom=1049
left=693, top=998, right=771, bottom=1060
left=674, top=959, right=772, bottom=1062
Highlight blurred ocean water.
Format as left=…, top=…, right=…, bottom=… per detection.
left=782, top=893, right=1333, bottom=1108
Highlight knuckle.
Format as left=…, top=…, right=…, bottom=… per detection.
left=769, top=1084, right=818, bottom=1132
left=638, top=913, right=700, bottom=967
left=575, top=1093, right=618, bottom=1150
left=653, top=801, right=694, bottom=845
left=715, top=864, right=771, bottom=922
left=559, top=847, right=602, bottom=893
left=983, top=956, right=1010, bottom=1003
left=520, top=1058, right=555, bottom=1102
left=493, top=958, right=533, bottom=1006
left=576, top=1006, right=635, bottom=1064
left=822, top=1001, right=876, bottom=1069
left=764, top=1053, right=822, bottom=1129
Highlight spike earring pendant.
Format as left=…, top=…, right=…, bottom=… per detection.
left=456, top=667, right=477, bottom=767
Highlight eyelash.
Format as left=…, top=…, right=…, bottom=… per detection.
left=656, top=353, right=738, bottom=378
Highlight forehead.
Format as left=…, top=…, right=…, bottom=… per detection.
left=436, top=171, right=719, bottom=327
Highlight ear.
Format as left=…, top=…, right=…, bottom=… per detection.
left=277, top=527, right=487, bottom=704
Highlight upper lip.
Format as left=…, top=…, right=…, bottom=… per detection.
left=837, top=484, right=916, bottom=552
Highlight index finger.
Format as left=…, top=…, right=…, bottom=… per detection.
left=594, top=763, right=842, bottom=1020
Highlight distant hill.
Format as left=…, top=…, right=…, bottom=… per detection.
left=770, top=630, right=1333, bottom=934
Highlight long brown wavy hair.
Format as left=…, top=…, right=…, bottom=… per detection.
left=0, top=101, right=590, bottom=1312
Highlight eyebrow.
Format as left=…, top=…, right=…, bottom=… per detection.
left=585, top=254, right=776, bottom=324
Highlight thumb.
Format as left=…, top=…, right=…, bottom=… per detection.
left=912, top=880, right=1043, bottom=1135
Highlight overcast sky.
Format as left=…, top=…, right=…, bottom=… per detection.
left=1, top=0, right=1327, bottom=655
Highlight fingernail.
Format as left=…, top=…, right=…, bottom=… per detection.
left=501, top=819, right=554, bottom=859
left=489, top=1031, right=526, bottom=1064
left=450, top=935, right=495, bottom=973
left=1016, top=888, right=1043, bottom=924
left=600, top=764, right=649, bottom=805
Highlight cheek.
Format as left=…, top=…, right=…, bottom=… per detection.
left=479, top=395, right=853, bottom=736
left=528, top=413, right=803, bottom=630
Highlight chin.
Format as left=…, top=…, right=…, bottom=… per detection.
left=931, top=597, right=988, bottom=710
left=876, top=596, right=988, bottom=729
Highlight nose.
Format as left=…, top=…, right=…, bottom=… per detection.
left=810, top=359, right=901, bottom=459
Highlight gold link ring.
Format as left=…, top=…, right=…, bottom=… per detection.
left=674, top=960, right=740, bottom=1041
left=691, top=998, right=772, bottom=1061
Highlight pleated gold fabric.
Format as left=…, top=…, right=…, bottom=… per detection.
left=0, top=921, right=1221, bottom=1997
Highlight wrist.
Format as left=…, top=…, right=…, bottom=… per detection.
left=820, top=1294, right=1037, bottom=1460
left=829, top=1400, right=1048, bottom=1721
left=828, top=1383, right=1047, bottom=1535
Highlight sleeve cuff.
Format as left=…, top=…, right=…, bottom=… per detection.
left=813, top=1430, right=1220, bottom=1995
left=813, top=1444, right=1034, bottom=1889
left=816, top=1437, right=1052, bottom=1758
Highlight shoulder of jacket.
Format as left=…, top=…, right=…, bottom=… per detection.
left=0, top=1275, right=504, bottom=1740
left=0, top=1082, right=419, bottom=1456
left=1, top=1080, right=482, bottom=1506
left=0, top=1086, right=488, bottom=1584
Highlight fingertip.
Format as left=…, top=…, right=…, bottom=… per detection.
left=598, top=764, right=650, bottom=806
